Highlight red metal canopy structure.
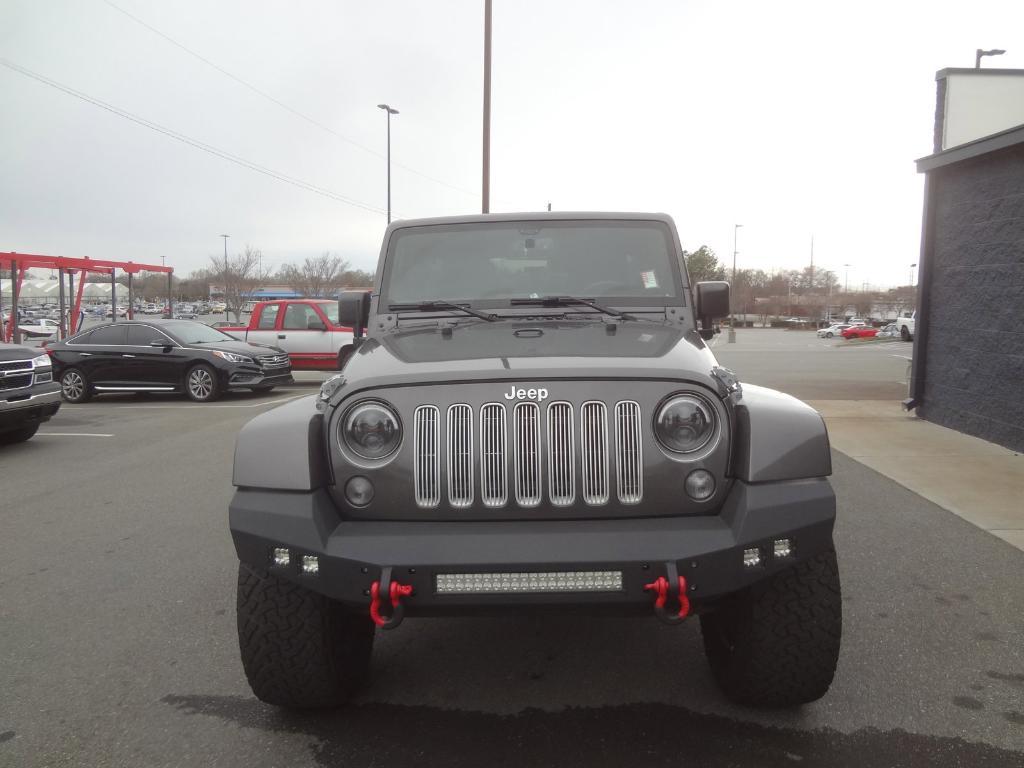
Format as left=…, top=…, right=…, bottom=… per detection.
left=1, top=252, right=174, bottom=344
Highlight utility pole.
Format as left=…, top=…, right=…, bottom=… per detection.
left=482, top=0, right=492, bottom=214
left=728, top=224, right=742, bottom=343
left=377, top=104, right=399, bottom=223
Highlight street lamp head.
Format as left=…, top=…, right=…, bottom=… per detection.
left=377, top=104, right=399, bottom=114
left=979, top=48, right=1007, bottom=56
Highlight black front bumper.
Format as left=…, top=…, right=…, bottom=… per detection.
left=230, top=477, right=835, bottom=614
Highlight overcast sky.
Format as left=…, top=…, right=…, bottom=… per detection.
left=2, top=0, right=1022, bottom=289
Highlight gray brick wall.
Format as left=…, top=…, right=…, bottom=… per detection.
left=919, top=144, right=1024, bottom=451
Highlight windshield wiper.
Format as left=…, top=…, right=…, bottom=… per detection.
left=388, top=301, right=497, bottom=322
left=509, top=296, right=636, bottom=321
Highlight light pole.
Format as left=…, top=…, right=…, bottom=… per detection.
left=975, top=48, right=1006, bottom=68
left=377, top=104, right=399, bottom=224
left=843, top=263, right=852, bottom=294
left=482, top=0, right=492, bottom=214
left=728, top=224, right=742, bottom=343
left=910, top=262, right=917, bottom=286
left=220, top=234, right=229, bottom=319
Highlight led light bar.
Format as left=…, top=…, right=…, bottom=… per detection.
left=436, top=570, right=624, bottom=595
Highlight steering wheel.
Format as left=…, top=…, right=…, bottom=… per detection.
left=580, top=281, right=630, bottom=296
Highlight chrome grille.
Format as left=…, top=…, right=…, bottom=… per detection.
left=546, top=401, right=575, bottom=506
left=0, top=359, right=33, bottom=373
left=258, top=353, right=290, bottom=369
left=513, top=402, right=542, bottom=507
left=413, top=406, right=440, bottom=507
left=411, top=398, right=645, bottom=508
left=580, top=401, right=609, bottom=505
left=479, top=403, right=508, bottom=507
left=614, top=401, right=643, bottom=503
left=446, top=404, right=474, bottom=508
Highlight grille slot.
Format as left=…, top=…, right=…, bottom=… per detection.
left=614, top=401, right=643, bottom=503
left=580, top=401, right=610, bottom=505
left=546, top=401, right=575, bottom=506
left=0, top=360, right=33, bottom=373
left=513, top=402, right=542, bottom=507
left=480, top=403, right=508, bottom=507
left=446, top=404, right=474, bottom=508
left=0, top=373, right=33, bottom=390
left=413, top=406, right=440, bottom=507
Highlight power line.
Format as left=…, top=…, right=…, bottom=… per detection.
left=102, top=0, right=484, bottom=201
left=0, top=57, right=388, bottom=215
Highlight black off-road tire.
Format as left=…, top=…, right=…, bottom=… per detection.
left=0, top=424, right=39, bottom=444
left=236, top=564, right=375, bottom=709
left=337, top=346, right=352, bottom=371
left=700, top=549, right=842, bottom=708
left=901, top=326, right=911, bottom=341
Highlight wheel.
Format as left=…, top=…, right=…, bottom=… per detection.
left=251, top=385, right=275, bottom=394
left=900, top=326, right=911, bottom=341
left=0, top=424, right=39, bottom=444
left=185, top=364, right=221, bottom=402
left=337, top=346, right=352, bottom=371
left=825, top=332, right=833, bottom=338
left=236, top=564, right=374, bottom=708
left=700, top=549, right=841, bottom=708
left=60, top=368, right=91, bottom=403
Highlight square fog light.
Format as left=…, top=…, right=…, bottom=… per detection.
left=301, top=555, right=319, bottom=575
left=773, top=538, right=792, bottom=558
left=272, top=547, right=290, bottom=567
left=742, top=547, right=761, bottom=568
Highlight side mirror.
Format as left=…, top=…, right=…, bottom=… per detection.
left=695, top=281, right=730, bottom=340
left=307, top=318, right=327, bottom=331
left=149, top=339, right=171, bottom=348
left=339, top=291, right=371, bottom=340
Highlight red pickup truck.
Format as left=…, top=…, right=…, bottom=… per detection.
left=221, top=299, right=354, bottom=370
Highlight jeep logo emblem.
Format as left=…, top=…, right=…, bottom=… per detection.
left=503, top=385, right=549, bottom=402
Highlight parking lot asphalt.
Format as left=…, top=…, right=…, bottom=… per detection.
left=2, top=331, right=1022, bottom=767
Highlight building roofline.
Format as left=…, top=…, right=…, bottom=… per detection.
left=916, top=122, right=1024, bottom=173
left=936, top=67, right=1024, bottom=80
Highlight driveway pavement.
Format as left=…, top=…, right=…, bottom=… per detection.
left=1, top=331, right=1022, bottom=767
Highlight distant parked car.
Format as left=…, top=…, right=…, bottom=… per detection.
left=875, top=323, right=900, bottom=339
left=48, top=320, right=293, bottom=402
left=817, top=323, right=851, bottom=338
left=174, top=304, right=198, bottom=320
left=841, top=326, right=879, bottom=340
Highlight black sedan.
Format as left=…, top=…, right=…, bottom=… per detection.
left=47, top=320, right=293, bottom=403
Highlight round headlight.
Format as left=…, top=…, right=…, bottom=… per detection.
left=655, top=395, right=716, bottom=454
left=342, top=401, right=402, bottom=460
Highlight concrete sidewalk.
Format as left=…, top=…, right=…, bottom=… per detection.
left=809, top=400, right=1024, bottom=551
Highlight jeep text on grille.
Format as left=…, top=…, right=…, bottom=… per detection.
left=230, top=213, right=841, bottom=711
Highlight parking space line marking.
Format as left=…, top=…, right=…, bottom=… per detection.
left=36, top=432, right=114, bottom=437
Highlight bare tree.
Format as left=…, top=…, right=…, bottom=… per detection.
left=278, top=252, right=350, bottom=298
left=211, top=245, right=262, bottom=322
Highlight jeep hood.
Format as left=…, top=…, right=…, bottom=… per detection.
left=342, top=320, right=723, bottom=393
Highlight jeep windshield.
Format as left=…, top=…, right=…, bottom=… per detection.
left=380, top=220, right=684, bottom=311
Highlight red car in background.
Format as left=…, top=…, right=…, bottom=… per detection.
left=841, top=325, right=878, bottom=340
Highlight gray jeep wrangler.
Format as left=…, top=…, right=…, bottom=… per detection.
left=230, top=213, right=840, bottom=709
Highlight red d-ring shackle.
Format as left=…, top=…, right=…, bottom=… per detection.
left=643, top=574, right=690, bottom=624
